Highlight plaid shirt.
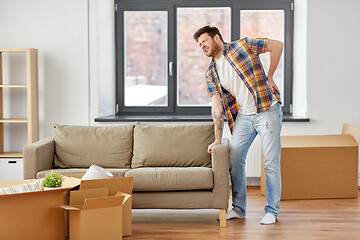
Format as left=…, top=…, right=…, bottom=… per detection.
left=206, top=38, right=281, bottom=133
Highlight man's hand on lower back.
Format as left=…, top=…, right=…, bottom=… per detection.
left=268, top=76, right=280, bottom=94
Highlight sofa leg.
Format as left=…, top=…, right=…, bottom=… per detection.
left=219, top=209, right=226, bottom=228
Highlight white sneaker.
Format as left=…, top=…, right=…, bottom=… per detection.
left=260, top=213, right=277, bottom=225
left=217, top=209, right=244, bottom=221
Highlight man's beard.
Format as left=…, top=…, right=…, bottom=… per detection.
left=205, top=42, right=221, bottom=58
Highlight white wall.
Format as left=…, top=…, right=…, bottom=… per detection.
left=89, top=0, right=116, bottom=121
left=283, top=0, right=360, bottom=136
left=0, top=0, right=90, bottom=148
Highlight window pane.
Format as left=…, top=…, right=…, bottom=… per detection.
left=124, top=11, right=168, bottom=106
left=177, top=8, right=231, bottom=106
left=240, top=10, right=284, bottom=103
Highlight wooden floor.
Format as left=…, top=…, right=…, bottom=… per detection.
left=125, top=187, right=360, bottom=240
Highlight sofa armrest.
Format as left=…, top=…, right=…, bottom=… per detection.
left=211, top=138, right=230, bottom=209
left=23, top=137, right=55, bottom=179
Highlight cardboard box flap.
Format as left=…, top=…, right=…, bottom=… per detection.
left=59, top=205, right=81, bottom=211
left=114, top=192, right=131, bottom=204
left=80, top=177, right=134, bottom=195
left=61, top=177, right=82, bottom=189
left=281, top=135, right=358, bottom=148
left=82, top=195, right=125, bottom=210
left=70, top=188, right=109, bottom=205
left=342, top=123, right=360, bottom=144
left=64, top=173, right=85, bottom=179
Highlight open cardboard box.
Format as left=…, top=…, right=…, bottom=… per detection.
left=0, top=176, right=81, bottom=240
left=61, top=177, right=134, bottom=240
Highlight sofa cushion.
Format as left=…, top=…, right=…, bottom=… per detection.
left=53, top=124, right=134, bottom=168
left=36, top=168, right=129, bottom=179
left=131, top=122, right=214, bottom=168
left=124, top=167, right=213, bottom=191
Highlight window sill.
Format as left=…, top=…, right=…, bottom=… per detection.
left=95, top=114, right=309, bottom=122
left=283, top=114, right=310, bottom=122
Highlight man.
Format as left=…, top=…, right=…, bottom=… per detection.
left=194, top=26, right=283, bottom=225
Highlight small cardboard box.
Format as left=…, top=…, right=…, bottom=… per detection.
left=79, top=177, right=134, bottom=236
left=60, top=188, right=127, bottom=240
left=0, top=176, right=81, bottom=240
left=261, top=134, right=358, bottom=200
left=61, top=177, right=134, bottom=239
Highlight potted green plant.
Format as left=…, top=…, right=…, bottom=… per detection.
left=42, top=171, right=64, bottom=190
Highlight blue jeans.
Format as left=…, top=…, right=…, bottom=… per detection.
left=230, top=103, right=283, bottom=218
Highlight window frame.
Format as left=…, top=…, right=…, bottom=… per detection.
left=115, top=0, right=294, bottom=117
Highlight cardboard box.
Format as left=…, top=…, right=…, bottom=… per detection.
left=60, top=188, right=126, bottom=240
left=261, top=135, right=358, bottom=200
left=61, top=177, right=134, bottom=239
left=0, top=176, right=80, bottom=240
left=80, top=177, right=134, bottom=236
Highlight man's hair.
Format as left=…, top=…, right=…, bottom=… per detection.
left=193, top=25, right=224, bottom=43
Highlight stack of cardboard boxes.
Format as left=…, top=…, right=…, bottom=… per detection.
left=0, top=176, right=134, bottom=240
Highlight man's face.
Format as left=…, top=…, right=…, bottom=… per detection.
left=197, top=33, right=220, bottom=58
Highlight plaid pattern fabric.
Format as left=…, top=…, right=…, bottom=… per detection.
left=205, top=38, right=281, bottom=133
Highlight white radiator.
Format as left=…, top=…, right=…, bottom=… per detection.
left=245, top=142, right=262, bottom=177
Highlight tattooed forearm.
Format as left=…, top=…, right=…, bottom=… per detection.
left=212, top=111, right=224, bottom=140
left=212, top=111, right=224, bottom=121
left=215, top=119, right=224, bottom=139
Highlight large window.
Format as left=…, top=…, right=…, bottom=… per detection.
left=115, top=0, right=294, bottom=117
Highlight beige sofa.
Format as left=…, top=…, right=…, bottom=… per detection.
left=23, top=122, right=230, bottom=227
